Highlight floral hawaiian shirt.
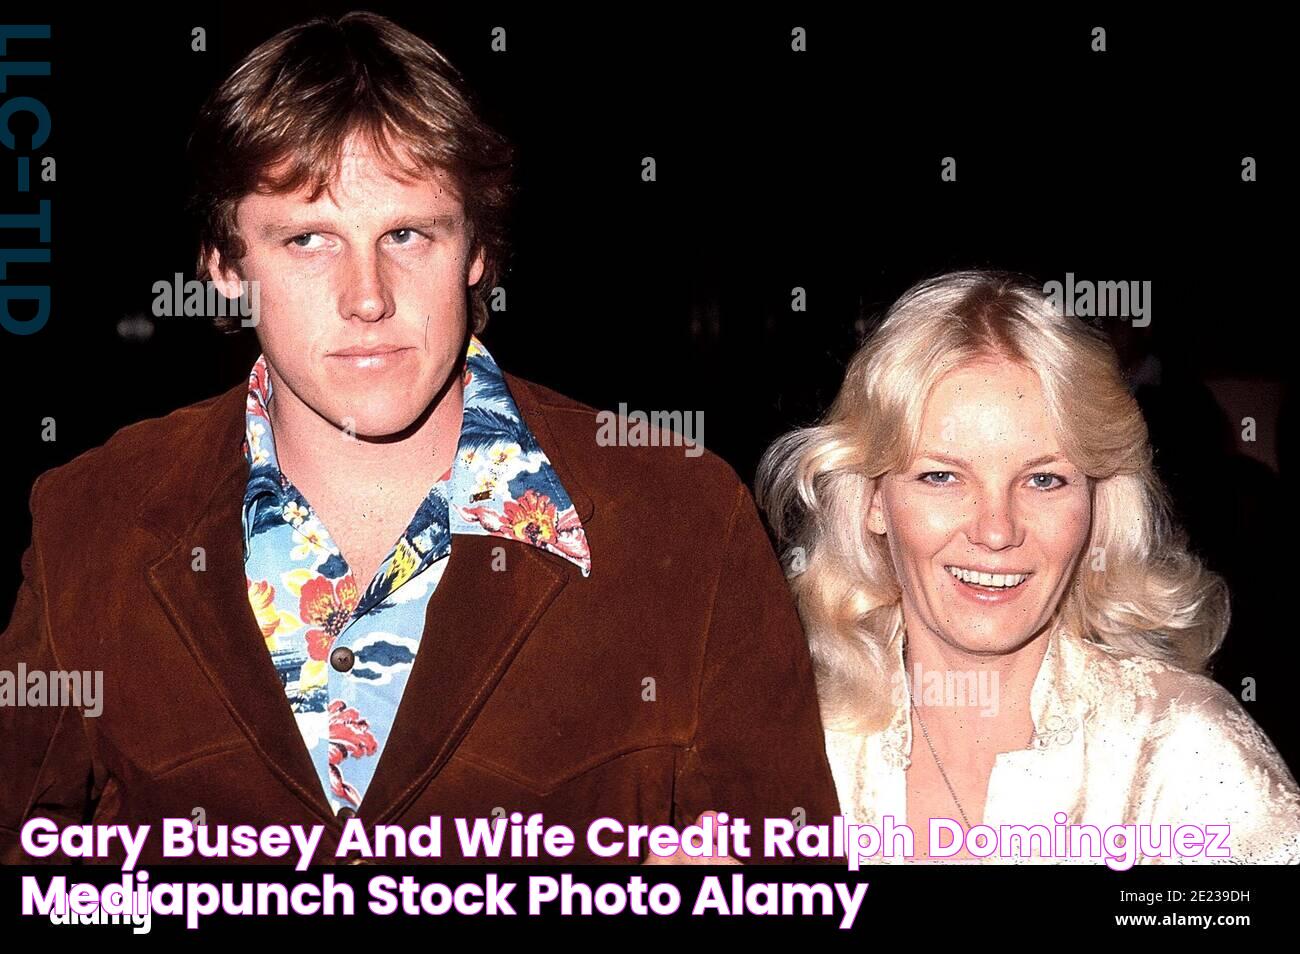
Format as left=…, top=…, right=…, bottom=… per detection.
left=241, top=335, right=591, bottom=812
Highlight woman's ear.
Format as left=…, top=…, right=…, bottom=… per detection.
left=867, top=483, right=887, bottom=536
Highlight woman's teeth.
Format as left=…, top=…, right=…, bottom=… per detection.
left=945, top=566, right=1028, bottom=588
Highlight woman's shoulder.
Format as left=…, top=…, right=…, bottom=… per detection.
left=1050, top=639, right=1232, bottom=738
left=1065, top=634, right=1299, bottom=801
left=1064, top=632, right=1251, bottom=729
left=1068, top=635, right=1300, bottom=861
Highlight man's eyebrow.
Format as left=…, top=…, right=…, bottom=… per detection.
left=916, top=452, right=1069, bottom=469
left=258, top=214, right=462, bottom=240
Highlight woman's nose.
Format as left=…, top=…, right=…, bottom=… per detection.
left=968, top=490, right=1022, bottom=550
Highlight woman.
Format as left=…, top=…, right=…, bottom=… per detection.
left=756, top=270, right=1300, bottom=864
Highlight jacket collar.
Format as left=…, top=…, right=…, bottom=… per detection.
left=136, top=346, right=594, bottom=829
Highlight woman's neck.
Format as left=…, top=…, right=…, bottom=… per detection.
left=900, top=623, right=1050, bottom=759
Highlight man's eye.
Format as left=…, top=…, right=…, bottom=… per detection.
left=388, top=228, right=425, bottom=245
left=287, top=233, right=321, bottom=249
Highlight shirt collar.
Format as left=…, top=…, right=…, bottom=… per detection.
left=241, top=333, right=591, bottom=577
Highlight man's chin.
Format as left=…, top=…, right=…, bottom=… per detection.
left=328, top=405, right=430, bottom=441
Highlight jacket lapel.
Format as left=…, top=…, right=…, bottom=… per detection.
left=361, top=374, right=595, bottom=824
left=136, top=371, right=596, bottom=829
left=139, top=382, right=337, bottom=823
left=359, top=535, right=572, bottom=824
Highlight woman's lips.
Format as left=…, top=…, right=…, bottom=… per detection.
left=945, top=566, right=1033, bottom=605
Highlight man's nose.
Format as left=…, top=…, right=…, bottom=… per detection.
left=339, top=249, right=394, bottom=323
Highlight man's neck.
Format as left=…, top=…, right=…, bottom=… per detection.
left=265, top=368, right=465, bottom=502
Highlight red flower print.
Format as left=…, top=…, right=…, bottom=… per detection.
left=460, top=491, right=591, bottom=566
left=549, top=505, right=592, bottom=565
left=246, top=576, right=280, bottom=638
left=502, top=489, right=558, bottom=545
left=327, top=699, right=378, bottom=807
left=246, top=359, right=272, bottom=419
left=329, top=764, right=360, bottom=806
left=300, top=574, right=360, bottom=660
left=327, top=700, right=378, bottom=761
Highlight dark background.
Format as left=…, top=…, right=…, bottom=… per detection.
left=2, top=6, right=1294, bottom=769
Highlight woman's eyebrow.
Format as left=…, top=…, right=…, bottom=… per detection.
left=917, top=452, right=1067, bottom=468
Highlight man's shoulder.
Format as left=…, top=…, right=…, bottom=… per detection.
left=30, top=382, right=242, bottom=515
left=505, top=373, right=756, bottom=532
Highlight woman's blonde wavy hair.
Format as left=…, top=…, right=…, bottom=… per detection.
left=755, top=270, right=1229, bottom=735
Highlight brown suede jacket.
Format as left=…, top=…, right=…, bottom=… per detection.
left=1, top=371, right=841, bottom=865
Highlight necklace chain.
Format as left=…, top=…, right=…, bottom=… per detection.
left=906, top=682, right=973, bottom=830
left=902, top=629, right=1037, bottom=833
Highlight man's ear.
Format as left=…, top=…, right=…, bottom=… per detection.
left=204, top=248, right=244, bottom=300
left=867, top=482, right=888, bottom=536
left=467, top=245, right=485, bottom=288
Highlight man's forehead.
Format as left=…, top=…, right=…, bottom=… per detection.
left=334, top=137, right=443, bottom=185
left=243, top=154, right=461, bottom=226
left=256, top=130, right=457, bottom=205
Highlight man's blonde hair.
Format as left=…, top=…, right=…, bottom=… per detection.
left=188, top=11, right=515, bottom=334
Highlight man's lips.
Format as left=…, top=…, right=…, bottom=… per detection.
left=329, top=345, right=411, bottom=357
left=326, top=347, right=414, bottom=371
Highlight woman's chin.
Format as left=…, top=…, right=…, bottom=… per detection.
left=940, top=621, right=1045, bottom=656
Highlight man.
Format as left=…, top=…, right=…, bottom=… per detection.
left=0, top=12, right=840, bottom=865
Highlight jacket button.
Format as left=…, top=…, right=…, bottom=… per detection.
left=330, top=646, right=355, bottom=673
left=337, top=806, right=357, bottom=820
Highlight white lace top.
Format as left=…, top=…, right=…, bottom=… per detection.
left=823, top=626, right=1300, bottom=864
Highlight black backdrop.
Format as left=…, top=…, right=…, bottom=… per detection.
left=2, top=5, right=1293, bottom=771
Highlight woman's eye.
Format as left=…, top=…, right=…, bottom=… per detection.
left=919, top=471, right=955, bottom=485
left=918, top=471, right=1067, bottom=490
left=1029, top=473, right=1067, bottom=491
